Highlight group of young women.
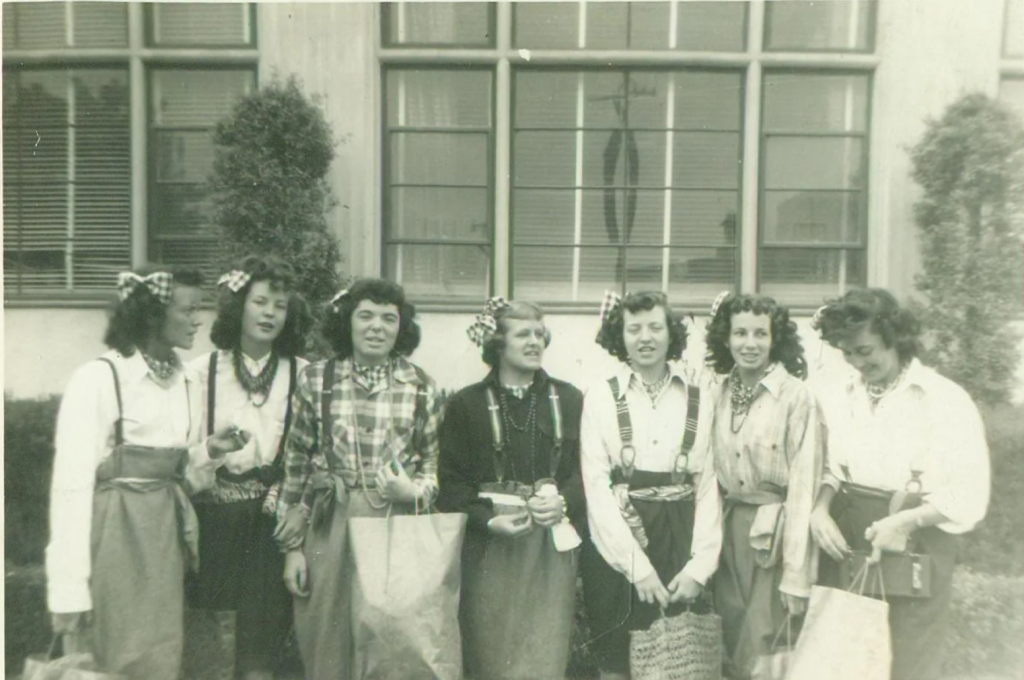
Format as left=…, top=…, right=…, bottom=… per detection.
left=46, top=254, right=990, bottom=680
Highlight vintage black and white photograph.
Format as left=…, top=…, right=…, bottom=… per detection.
left=3, top=1, right=1023, bottom=679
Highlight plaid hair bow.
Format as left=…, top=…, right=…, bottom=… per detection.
left=217, top=270, right=252, bottom=293
left=811, top=304, right=829, bottom=329
left=466, top=296, right=510, bottom=346
left=117, top=271, right=173, bottom=304
left=598, top=290, right=622, bottom=325
left=709, top=290, right=731, bottom=318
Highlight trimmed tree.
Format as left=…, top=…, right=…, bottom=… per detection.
left=210, top=75, right=342, bottom=310
left=909, top=93, right=1024, bottom=404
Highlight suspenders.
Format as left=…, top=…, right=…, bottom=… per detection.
left=483, top=383, right=564, bottom=484
left=607, top=374, right=700, bottom=483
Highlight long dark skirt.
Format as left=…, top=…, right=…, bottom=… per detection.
left=188, top=497, right=293, bottom=675
left=581, top=471, right=698, bottom=675
left=818, top=487, right=958, bottom=680
left=460, top=525, right=577, bottom=680
left=714, top=504, right=786, bottom=680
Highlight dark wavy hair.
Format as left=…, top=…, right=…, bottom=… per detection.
left=209, top=255, right=312, bottom=358
left=705, top=293, right=807, bottom=379
left=103, top=265, right=204, bottom=356
left=321, top=278, right=421, bottom=360
left=812, top=288, right=922, bottom=364
left=596, top=291, right=687, bottom=363
left=481, top=301, right=552, bottom=369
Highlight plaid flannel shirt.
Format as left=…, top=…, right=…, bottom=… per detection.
left=278, top=356, right=441, bottom=519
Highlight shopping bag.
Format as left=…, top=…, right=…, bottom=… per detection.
left=348, top=511, right=467, bottom=680
left=23, top=636, right=127, bottom=680
left=750, top=616, right=796, bottom=680
left=786, top=566, right=891, bottom=680
left=180, top=608, right=236, bottom=680
left=629, top=607, right=723, bottom=680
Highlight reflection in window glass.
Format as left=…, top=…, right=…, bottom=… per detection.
left=384, top=69, right=494, bottom=302
left=150, top=3, right=253, bottom=46
left=765, top=0, right=874, bottom=52
left=512, top=69, right=742, bottom=303
left=760, top=72, right=869, bottom=303
left=149, top=70, right=255, bottom=276
left=382, top=2, right=493, bottom=47
left=2, top=2, right=129, bottom=49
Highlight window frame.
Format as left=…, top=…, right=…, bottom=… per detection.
left=378, top=1, right=879, bottom=311
left=381, top=2, right=497, bottom=49
left=2, top=3, right=259, bottom=305
left=144, top=2, right=258, bottom=49
left=762, top=0, right=877, bottom=55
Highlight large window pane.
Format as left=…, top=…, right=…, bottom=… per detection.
left=512, top=68, right=742, bottom=302
left=2, top=2, right=128, bottom=49
left=150, top=3, right=254, bottom=47
left=383, top=2, right=493, bottom=47
left=3, top=69, right=131, bottom=293
left=1000, top=78, right=1024, bottom=129
left=513, top=1, right=746, bottom=51
left=384, top=69, right=494, bottom=301
left=149, top=69, right=255, bottom=275
left=765, top=0, right=875, bottom=52
left=760, top=72, right=869, bottom=299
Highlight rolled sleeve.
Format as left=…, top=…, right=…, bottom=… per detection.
left=780, top=385, right=823, bottom=598
left=926, top=388, right=990, bottom=533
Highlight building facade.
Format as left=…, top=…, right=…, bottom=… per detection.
left=4, top=0, right=1024, bottom=398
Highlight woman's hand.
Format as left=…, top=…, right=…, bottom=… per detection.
left=865, top=515, right=911, bottom=564
left=51, top=611, right=88, bottom=634
left=376, top=463, right=419, bottom=504
left=526, top=494, right=563, bottom=528
left=487, top=513, right=533, bottom=538
left=781, top=593, right=808, bottom=616
left=810, top=504, right=849, bottom=562
left=283, top=550, right=310, bottom=597
left=207, top=426, right=251, bottom=459
left=667, top=571, right=702, bottom=604
left=272, top=507, right=307, bottom=551
left=635, top=572, right=670, bottom=608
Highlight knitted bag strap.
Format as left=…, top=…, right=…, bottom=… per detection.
left=270, top=356, right=298, bottom=470
left=321, top=358, right=337, bottom=456
left=98, top=358, right=124, bottom=447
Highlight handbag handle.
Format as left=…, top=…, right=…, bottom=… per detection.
left=849, top=561, right=888, bottom=601
left=769, top=615, right=794, bottom=651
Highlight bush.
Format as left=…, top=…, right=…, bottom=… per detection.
left=909, top=93, right=1024, bottom=405
left=944, top=568, right=1024, bottom=677
left=4, top=564, right=49, bottom=676
left=210, top=75, right=343, bottom=320
left=4, top=395, right=59, bottom=566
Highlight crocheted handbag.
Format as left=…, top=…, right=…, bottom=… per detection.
left=630, top=606, right=723, bottom=680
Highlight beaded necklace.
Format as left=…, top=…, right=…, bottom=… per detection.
left=499, top=389, right=537, bottom=482
left=866, top=364, right=909, bottom=404
left=640, top=372, right=671, bottom=404
left=232, top=349, right=278, bottom=408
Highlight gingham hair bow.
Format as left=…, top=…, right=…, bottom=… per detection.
left=466, top=296, right=510, bottom=347
left=811, top=304, right=829, bottom=329
left=709, top=290, right=731, bottom=318
left=117, top=271, right=173, bottom=304
left=217, top=270, right=252, bottom=293
left=598, top=290, right=622, bottom=325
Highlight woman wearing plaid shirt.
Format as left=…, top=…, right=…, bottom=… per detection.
left=704, top=293, right=822, bottom=680
left=272, top=278, right=443, bottom=680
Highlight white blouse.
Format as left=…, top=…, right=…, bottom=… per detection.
left=817, top=358, right=990, bottom=534
left=580, top=361, right=723, bottom=586
left=46, top=351, right=218, bottom=613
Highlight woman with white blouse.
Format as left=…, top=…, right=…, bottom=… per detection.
left=47, top=266, right=243, bottom=680
left=188, top=256, right=311, bottom=680
left=704, top=293, right=822, bottom=680
left=811, top=288, right=990, bottom=680
left=580, top=290, right=722, bottom=680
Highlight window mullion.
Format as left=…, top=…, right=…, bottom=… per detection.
left=494, top=1, right=512, bottom=297
left=741, top=58, right=762, bottom=294
left=129, top=2, right=147, bottom=268
left=66, top=72, right=76, bottom=291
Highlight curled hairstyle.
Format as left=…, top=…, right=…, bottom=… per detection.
left=321, top=278, right=421, bottom=360
left=705, top=294, right=808, bottom=379
left=481, top=301, right=551, bottom=369
left=812, top=288, right=922, bottom=364
left=596, top=291, right=688, bottom=363
left=209, top=255, right=312, bottom=358
left=103, top=265, right=203, bottom=356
